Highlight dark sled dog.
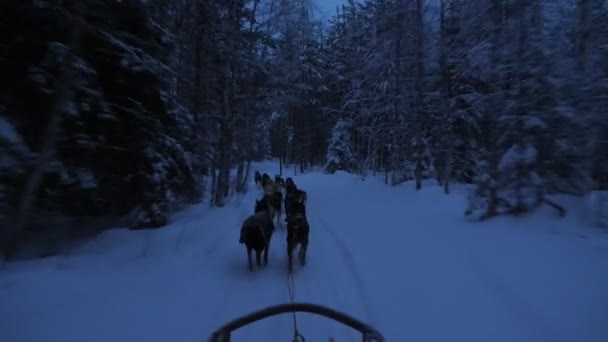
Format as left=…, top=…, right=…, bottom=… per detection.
left=239, top=201, right=275, bottom=271
left=285, top=188, right=307, bottom=214
left=254, top=171, right=262, bottom=188
left=285, top=177, right=297, bottom=193
left=275, top=175, right=285, bottom=188
left=285, top=193, right=306, bottom=219
left=262, top=183, right=283, bottom=227
left=285, top=201, right=309, bottom=272
left=261, top=173, right=271, bottom=187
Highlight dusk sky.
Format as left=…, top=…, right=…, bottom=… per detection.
left=313, top=0, right=348, bottom=19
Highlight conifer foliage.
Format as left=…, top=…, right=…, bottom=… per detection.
left=1, top=0, right=606, bottom=258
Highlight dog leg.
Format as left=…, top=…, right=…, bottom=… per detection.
left=274, top=212, right=280, bottom=229
left=299, top=240, right=308, bottom=266
left=300, top=248, right=306, bottom=266
left=255, top=250, right=262, bottom=268
left=247, top=247, right=253, bottom=271
left=287, top=242, right=293, bottom=273
left=263, top=241, right=270, bottom=266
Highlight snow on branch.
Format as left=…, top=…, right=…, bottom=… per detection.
left=96, top=28, right=176, bottom=77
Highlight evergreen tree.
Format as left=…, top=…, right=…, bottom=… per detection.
left=325, top=119, right=357, bottom=174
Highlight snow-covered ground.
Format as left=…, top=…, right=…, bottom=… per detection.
left=1, top=160, right=608, bottom=342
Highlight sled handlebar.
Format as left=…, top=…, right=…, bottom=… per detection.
left=207, top=302, right=384, bottom=342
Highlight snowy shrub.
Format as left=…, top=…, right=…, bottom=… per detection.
left=324, top=119, right=357, bottom=174
left=392, top=136, right=435, bottom=185
left=497, top=143, right=542, bottom=213
left=465, top=160, right=496, bottom=220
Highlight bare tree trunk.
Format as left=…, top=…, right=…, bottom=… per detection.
left=213, top=66, right=234, bottom=206
left=192, top=33, right=203, bottom=123
left=235, top=160, right=251, bottom=194
left=244, top=160, right=252, bottom=189
left=213, top=0, right=242, bottom=207
left=415, top=162, right=423, bottom=190
left=4, top=5, right=84, bottom=259
left=414, top=0, right=426, bottom=191
left=576, top=0, right=590, bottom=73
left=210, top=161, right=217, bottom=205
left=384, top=145, right=389, bottom=185
left=364, top=134, right=373, bottom=177
left=391, top=16, right=402, bottom=187
left=439, top=0, right=452, bottom=194
left=213, top=113, right=233, bottom=206
left=575, top=0, right=598, bottom=192
left=235, top=162, right=245, bottom=193
left=483, top=0, right=505, bottom=218
left=443, top=147, right=452, bottom=194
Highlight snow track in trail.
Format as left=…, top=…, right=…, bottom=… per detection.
left=198, top=183, right=297, bottom=341
left=466, top=254, right=567, bottom=342
left=271, top=174, right=377, bottom=340
left=200, top=166, right=377, bottom=341
left=4, top=162, right=607, bottom=342
left=315, top=216, right=376, bottom=324
left=276, top=217, right=369, bottom=340
left=421, top=226, right=564, bottom=342
left=199, top=240, right=288, bottom=340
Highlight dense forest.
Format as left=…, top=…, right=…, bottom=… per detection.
left=0, top=0, right=606, bottom=259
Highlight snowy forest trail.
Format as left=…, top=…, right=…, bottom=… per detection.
left=286, top=169, right=608, bottom=342
left=209, top=163, right=377, bottom=341
left=1, top=162, right=607, bottom=342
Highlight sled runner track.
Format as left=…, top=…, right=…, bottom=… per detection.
left=201, top=228, right=233, bottom=257
left=465, top=253, right=568, bottom=342
left=315, top=216, right=376, bottom=325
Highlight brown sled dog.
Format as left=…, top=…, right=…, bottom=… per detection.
left=263, top=181, right=283, bottom=226
left=239, top=201, right=276, bottom=271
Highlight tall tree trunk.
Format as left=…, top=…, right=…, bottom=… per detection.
left=391, top=5, right=403, bottom=187
left=484, top=0, right=505, bottom=218
left=213, top=0, right=242, bottom=207
left=414, top=0, right=426, bottom=191
left=575, top=0, right=598, bottom=192
left=576, top=0, right=590, bottom=73
left=439, top=0, right=452, bottom=194
left=235, top=160, right=251, bottom=194
left=210, top=158, right=217, bottom=205
left=384, top=145, right=389, bottom=185
left=443, top=147, right=452, bottom=194
left=192, top=33, right=203, bottom=123
left=213, top=68, right=233, bottom=207
left=215, top=125, right=233, bottom=205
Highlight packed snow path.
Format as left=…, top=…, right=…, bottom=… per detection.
left=1, top=161, right=608, bottom=342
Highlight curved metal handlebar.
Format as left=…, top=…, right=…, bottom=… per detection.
left=207, top=302, right=384, bottom=342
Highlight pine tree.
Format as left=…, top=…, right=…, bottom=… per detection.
left=325, top=119, right=357, bottom=174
